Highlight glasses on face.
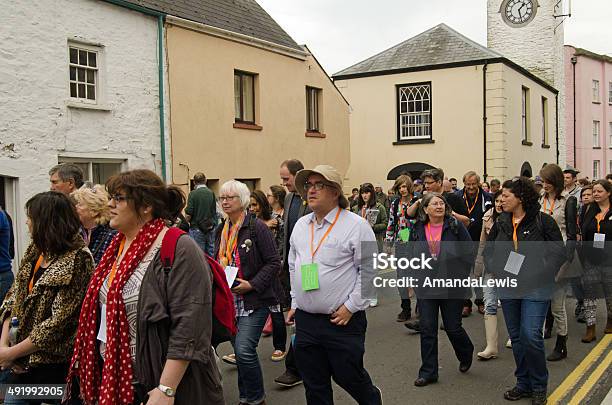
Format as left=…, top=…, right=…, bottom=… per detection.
left=304, top=182, right=327, bottom=192
left=423, top=180, right=436, bottom=186
left=428, top=201, right=446, bottom=208
left=109, top=194, right=129, bottom=203
left=219, top=195, right=239, bottom=202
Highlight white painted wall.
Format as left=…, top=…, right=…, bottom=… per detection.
left=0, top=0, right=169, bottom=260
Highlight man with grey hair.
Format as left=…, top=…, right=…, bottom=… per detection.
left=185, top=172, right=217, bottom=256
left=49, top=163, right=84, bottom=195
left=286, top=164, right=382, bottom=405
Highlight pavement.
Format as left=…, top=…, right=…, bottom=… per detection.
left=217, top=281, right=611, bottom=405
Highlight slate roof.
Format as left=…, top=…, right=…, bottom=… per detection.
left=118, top=0, right=302, bottom=51
left=333, top=23, right=503, bottom=79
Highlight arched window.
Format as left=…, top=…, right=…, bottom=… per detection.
left=397, top=82, right=431, bottom=141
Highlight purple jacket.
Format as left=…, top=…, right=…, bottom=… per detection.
left=214, top=215, right=281, bottom=310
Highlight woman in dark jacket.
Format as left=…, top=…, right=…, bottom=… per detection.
left=579, top=179, right=612, bottom=342
left=215, top=180, right=281, bottom=405
left=484, top=177, right=565, bottom=405
left=0, top=192, right=93, bottom=405
left=68, top=169, right=224, bottom=405
left=408, top=193, right=475, bottom=387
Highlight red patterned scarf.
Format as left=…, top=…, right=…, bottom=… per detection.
left=67, top=219, right=165, bottom=405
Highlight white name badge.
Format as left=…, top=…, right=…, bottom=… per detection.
left=594, top=233, right=606, bottom=249
left=225, top=266, right=239, bottom=287
left=97, top=304, right=107, bottom=343
left=504, top=251, right=525, bottom=275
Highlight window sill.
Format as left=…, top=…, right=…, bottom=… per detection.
left=593, top=101, right=601, bottom=104
left=521, top=140, right=533, bottom=146
left=66, top=101, right=111, bottom=111
left=233, top=122, right=263, bottom=131
left=541, top=144, right=550, bottom=149
left=393, top=139, right=435, bottom=145
left=593, top=146, right=602, bottom=150
left=305, top=131, right=326, bottom=138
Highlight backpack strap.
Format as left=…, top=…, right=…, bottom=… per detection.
left=160, top=227, right=186, bottom=273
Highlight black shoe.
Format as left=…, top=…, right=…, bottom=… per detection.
left=532, top=391, right=547, bottom=405
left=546, top=335, right=567, bottom=361
left=414, top=377, right=438, bottom=387
left=274, top=371, right=303, bottom=387
left=404, top=320, right=421, bottom=332
left=397, top=310, right=411, bottom=322
left=504, top=386, right=533, bottom=401
left=574, top=302, right=583, bottom=317
left=459, top=358, right=472, bottom=373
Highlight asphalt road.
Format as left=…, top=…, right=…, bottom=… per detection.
left=217, top=284, right=609, bottom=405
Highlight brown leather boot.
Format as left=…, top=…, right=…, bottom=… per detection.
left=605, top=319, right=612, bottom=334
left=581, top=325, right=596, bottom=343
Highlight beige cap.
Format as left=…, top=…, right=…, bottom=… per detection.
left=294, top=165, right=348, bottom=206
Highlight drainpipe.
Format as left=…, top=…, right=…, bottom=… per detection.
left=482, top=63, right=488, bottom=181
left=556, top=93, right=559, bottom=165
left=101, top=0, right=167, bottom=180
left=571, top=56, right=577, bottom=168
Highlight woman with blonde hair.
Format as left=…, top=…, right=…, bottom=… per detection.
left=71, top=184, right=117, bottom=265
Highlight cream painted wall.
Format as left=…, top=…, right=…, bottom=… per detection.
left=336, top=62, right=558, bottom=192
left=335, top=65, right=485, bottom=191
left=165, top=25, right=350, bottom=193
left=501, top=64, right=558, bottom=178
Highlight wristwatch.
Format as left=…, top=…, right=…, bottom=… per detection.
left=157, top=384, right=176, bottom=397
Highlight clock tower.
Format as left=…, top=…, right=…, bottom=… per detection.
left=487, top=0, right=566, bottom=165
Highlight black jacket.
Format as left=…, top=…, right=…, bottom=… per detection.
left=214, top=215, right=281, bottom=310
left=456, top=188, right=494, bottom=241
left=484, top=206, right=565, bottom=299
left=580, top=202, right=612, bottom=266
left=407, top=217, right=476, bottom=299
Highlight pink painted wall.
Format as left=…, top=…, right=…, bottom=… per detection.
left=565, top=45, right=612, bottom=179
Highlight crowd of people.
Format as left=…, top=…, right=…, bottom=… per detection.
left=0, top=159, right=610, bottom=405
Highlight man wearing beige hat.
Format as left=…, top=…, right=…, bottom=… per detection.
left=285, top=165, right=382, bottom=405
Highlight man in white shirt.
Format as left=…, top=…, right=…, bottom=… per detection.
left=286, top=165, right=382, bottom=405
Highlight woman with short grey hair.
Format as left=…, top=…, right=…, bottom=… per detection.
left=214, top=180, right=281, bottom=405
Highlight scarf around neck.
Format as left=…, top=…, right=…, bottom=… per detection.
left=67, top=218, right=165, bottom=405
left=218, top=212, right=246, bottom=267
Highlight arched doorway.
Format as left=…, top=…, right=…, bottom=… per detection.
left=520, top=162, right=533, bottom=178
left=387, top=162, right=436, bottom=181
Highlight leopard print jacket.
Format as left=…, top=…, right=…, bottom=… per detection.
left=0, top=236, right=93, bottom=366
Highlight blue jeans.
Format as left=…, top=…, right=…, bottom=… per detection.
left=188, top=228, right=214, bottom=256
left=0, top=270, right=14, bottom=303
left=501, top=299, right=550, bottom=393
left=233, top=308, right=269, bottom=404
left=483, top=275, right=498, bottom=315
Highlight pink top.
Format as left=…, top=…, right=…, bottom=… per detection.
left=425, top=222, right=444, bottom=257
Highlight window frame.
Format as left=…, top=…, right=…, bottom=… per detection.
left=593, top=79, right=600, bottom=103
left=395, top=81, right=433, bottom=144
left=609, top=122, right=612, bottom=149
left=521, top=86, right=530, bottom=144
left=68, top=41, right=102, bottom=105
left=541, top=96, right=548, bottom=147
left=234, top=70, right=256, bottom=125
left=306, top=86, right=322, bottom=133
left=593, top=120, right=601, bottom=148
left=593, top=160, right=601, bottom=180
left=58, top=156, right=125, bottom=184
left=609, top=81, right=612, bottom=104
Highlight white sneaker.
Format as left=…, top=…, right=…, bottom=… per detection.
left=222, top=353, right=237, bottom=365
left=506, top=338, right=512, bottom=348
left=369, top=298, right=378, bottom=307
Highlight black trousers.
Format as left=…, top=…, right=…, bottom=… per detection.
left=294, top=310, right=381, bottom=405
left=418, top=299, right=474, bottom=380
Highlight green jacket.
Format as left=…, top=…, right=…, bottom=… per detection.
left=185, top=186, right=217, bottom=232
left=352, top=202, right=388, bottom=236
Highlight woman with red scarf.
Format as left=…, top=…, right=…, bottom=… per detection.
left=67, top=169, right=224, bottom=405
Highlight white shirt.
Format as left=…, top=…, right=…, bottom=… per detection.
left=289, top=207, right=376, bottom=314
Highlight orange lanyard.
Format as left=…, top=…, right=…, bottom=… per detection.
left=310, top=208, right=342, bottom=260
left=511, top=214, right=523, bottom=251
left=107, top=238, right=126, bottom=287
left=360, top=206, right=367, bottom=218
left=596, top=209, right=609, bottom=233
left=542, top=197, right=555, bottom=216
left=28, top=255, right=44, bottom=294
left=464, top=189, right=480, bottom=215
left=426, top=222, right=443, bottom=255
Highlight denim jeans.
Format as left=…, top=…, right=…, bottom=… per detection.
left=501, top=299, right=550, bottom=393
left=188, top=228, right=214, bottom=256
left=0, top=270, right=14, bottom=303
left=482, top=275, right=498, bottom=315
left=233, top=308, right=270, bottom=404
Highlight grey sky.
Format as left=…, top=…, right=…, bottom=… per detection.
left=257, top=0, right=612, bottom=76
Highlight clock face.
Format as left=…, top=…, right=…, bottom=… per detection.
left=501, top=0, right=537, bottom=27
